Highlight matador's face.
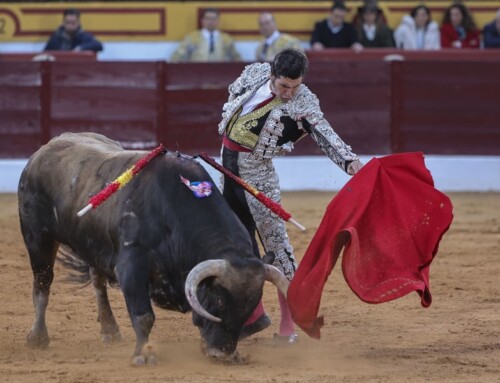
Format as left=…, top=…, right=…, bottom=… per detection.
left=270, top=76, right=302, bottom=102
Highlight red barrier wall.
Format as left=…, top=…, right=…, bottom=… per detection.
left=0, top=62, right=42, bottom=157
left=1, top=50, right=500, bottom=158
left=391, top=60, right=500, bottom=155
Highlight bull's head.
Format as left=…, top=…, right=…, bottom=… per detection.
left=185, top=258, right=288, bottom=363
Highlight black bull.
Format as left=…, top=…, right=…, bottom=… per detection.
left=18, top=132, right=288, bottom=365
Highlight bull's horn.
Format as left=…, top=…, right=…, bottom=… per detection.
left=185, top=259, right=229, bottom=323
left=264, top=264, right=290, bottom=297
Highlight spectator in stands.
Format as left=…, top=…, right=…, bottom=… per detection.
left=170, top=8, right=240, bottom=62
left=256, top=12, right=303, bottom=62
left=310, top=1, right=363, bottom=52
left=394, top=5, right=441, bottom=50
left=354, top=0, right=395, bottom=48
left=44, top=8, right=103, bottom=53
left=440, top=2, right=480, bottom=48
left=483, top=8, right=500, bottom=48
left=218, top=48, right=363, bottom=343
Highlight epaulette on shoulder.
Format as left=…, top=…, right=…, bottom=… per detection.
left=241, top=62, right=270, bottom=82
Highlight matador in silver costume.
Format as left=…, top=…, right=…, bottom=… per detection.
left=218, top=48, right=363, bottom=342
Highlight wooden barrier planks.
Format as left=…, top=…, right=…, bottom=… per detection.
left=162, top=62, right=243, bottom=154
left=394, top=61, right=500, bottom=155
left=0, top=62, right=41, bottom=157
left=1, top=51, right=500, bottom=158
left=49, top=62, right=158, bottom=147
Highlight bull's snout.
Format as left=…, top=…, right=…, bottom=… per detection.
left=204, top=347, right=247, bottom=365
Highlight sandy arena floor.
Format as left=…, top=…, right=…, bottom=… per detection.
left=0, top=192, right=499, bottom=383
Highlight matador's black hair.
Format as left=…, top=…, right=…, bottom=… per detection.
left=271, top=48, right=308, bottom=80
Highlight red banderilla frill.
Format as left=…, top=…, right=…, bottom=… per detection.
left=77, top=144, right=166, bottom=217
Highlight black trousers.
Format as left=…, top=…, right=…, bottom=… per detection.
left=221, top=147, right=261, bottom=259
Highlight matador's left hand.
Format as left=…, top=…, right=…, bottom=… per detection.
left=347, top=160, right=364, bottom=175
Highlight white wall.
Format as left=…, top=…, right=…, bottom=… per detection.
left=3, top=155, right=500, bottom=193
left=0, top=41, right=266, bottom=62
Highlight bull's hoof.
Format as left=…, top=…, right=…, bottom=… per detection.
left=131, top=354, right=157, bottom=367
left=131, top=343, right=157, bottom=366
left=146, top=354, right=157, bottom=366
left=131, top=355, right=146, bottom=366
left=27, top=329, right=50, bottom=349
left=102, top=331, right=122, bottom=344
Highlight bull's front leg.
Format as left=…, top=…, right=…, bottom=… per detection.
left=89, top=266, right=121, bottom=343
left=115, top=249, right=156, bottom=366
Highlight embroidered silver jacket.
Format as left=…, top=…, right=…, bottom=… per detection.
left=218, top=62, right=359, bottom=172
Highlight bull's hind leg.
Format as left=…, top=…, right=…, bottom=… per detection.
left=115, top=250, right=156, bottom=366
left=89, top=267, right=122, bottom=343
left=24, top=231, right=58, bottom=349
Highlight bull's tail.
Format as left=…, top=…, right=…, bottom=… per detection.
left=57, top=244, right=91, bottom=287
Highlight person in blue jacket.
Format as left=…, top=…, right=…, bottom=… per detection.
left=483, top=9, right=500, bottom=48
left=44, top=8, right=103, bottom=52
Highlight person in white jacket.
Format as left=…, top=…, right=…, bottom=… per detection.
left=394, top=5, right=441, bottom=50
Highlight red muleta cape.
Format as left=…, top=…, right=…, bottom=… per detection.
left=287, top=152, right=453, bottom=338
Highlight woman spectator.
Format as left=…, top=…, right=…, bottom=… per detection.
left=394, top=5, right=440, bottom=50
left=355, top=0, right=395, bottom=47
left=440, top=3, right=480, bottom=48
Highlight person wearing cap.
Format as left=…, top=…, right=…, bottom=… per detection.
left=255, top=12, right=303, bottom=62
left=310, top=1, right=363, bottom=51
left=354, top=0, right=395, bottom=47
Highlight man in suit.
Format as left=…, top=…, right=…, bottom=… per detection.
left=255, top=12, right=303, bottom=62
left=171, top=8, right=241, bottom=62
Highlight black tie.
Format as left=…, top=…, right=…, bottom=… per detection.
left=261, top=42, right=269, bottom=61
left=209, top=32, right=215, bottom=53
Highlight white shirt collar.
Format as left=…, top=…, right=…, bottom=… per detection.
left=201, top=29, right=218, bottom=40
left=265, top=30, right=281, bottom=45
left=363, top=24, right=376, bottom=40
left=241, top=80, right=274, bottom=115
left=327, top=19, right=344, bottom=34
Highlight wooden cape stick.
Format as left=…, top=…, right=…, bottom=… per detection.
left=196, top=152, right=306, bottom=232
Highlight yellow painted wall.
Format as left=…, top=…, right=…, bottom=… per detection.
left=0, top=1, right=498, bottom=43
